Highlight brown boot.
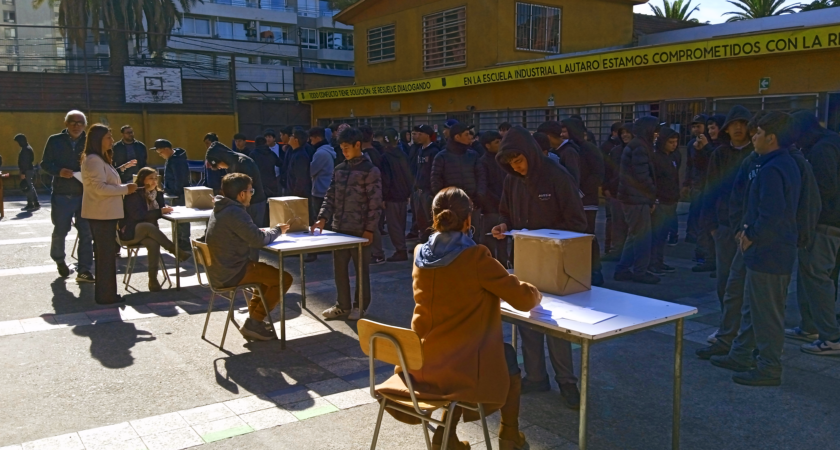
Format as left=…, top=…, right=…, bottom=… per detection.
left=432, top=407, right=470, bottom=450
left=499, top=374, right=529, bottom=450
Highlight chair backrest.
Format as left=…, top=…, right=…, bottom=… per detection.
left=190, top=239, right=212, bottom=288
left=357, top=319, right=423, bottom=371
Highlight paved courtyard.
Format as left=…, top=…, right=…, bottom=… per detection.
left=1, top=194, right=839, bottom=450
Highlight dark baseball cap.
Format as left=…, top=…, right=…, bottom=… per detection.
left=413, top=124, right=434, bottom=136
left=691, top=114, right=708, bottom=125
left=449, top=123, right=472, bottom=136
left=151, top=139, right=173, bottom=150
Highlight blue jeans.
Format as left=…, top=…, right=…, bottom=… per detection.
left=50, top=194, right=92, bottom=273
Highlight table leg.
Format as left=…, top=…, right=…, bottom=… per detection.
left=357, top=243, right=364, bottom=318
left=579, top=339, right=590, bottom=450
left=279, top=252, right=286, bottom=349
left=173, top=220, right=180, bottom=291
left=511, top=324, right=518, bottom=351
left=673, top=318, right=684, bottom=450
left=300, top=253, right=306, bottom=309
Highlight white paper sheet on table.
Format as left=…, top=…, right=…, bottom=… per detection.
left=501, top=299, right=616, bottom=325
left=167, top=206, right=211, bottom=216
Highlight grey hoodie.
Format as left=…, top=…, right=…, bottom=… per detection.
left=205, top=196, right=281, bottom=287
left=310, top=141, right=336, bottom=198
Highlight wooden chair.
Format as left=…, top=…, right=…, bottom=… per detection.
left=357, top=319, right=493, bottom=450
left=192, top=239, right=277, bottom=350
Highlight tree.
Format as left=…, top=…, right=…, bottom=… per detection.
left=797, top=0, right=840, bottom=11
left=649, top=0, right=702, bottom=22
left=35, top=0, right=198, bottom=75
left=723, top=0, right=799, bottom=21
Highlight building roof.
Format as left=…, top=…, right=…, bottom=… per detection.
left=632, top=13, right=706, bottom=38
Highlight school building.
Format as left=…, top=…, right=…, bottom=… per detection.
left=298, top=0, right=840, bottom=144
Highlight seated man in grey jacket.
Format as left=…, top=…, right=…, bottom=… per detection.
left=206, top=173, right=292, bottom=341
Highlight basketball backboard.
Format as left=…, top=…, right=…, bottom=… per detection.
left=124, top=66, right=183, bottom=104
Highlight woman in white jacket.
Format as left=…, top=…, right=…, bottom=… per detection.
left=81, top=124, right=137, bottom=304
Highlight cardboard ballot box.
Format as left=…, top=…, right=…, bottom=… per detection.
left=269, top=197, right=310, bottom=232
left=183, top=186, right=215, bottom=210
left=513, top=229, right=593, bottom=296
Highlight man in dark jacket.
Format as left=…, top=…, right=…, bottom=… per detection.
left=691, top=114, right=726, bottom=271
left=249, top=136, right=281, bottom=199
left=431, top=122, right=487, bottom=242
left=410, top=124, right=441, bottom=243
left=15, top=134, right=39, bottom=211
left=206, top=172, right=292, bottom=341
left=650, top=127, right=681, bottom=275
left=601, top=122, right=624, bottom=253
left=112, top=125, right=147, bottom=183
left=712, top=112, right=801, bottom=387
left=562, top=117, right=606, bottom=285
left=359, top=126, right=386, bottom=264
left=478, top=131, right=508, bottom=265
left=789, top=111, right=840, bottom=356
left=206, top=142, right=267, bottom=257
left=614, top=116, right=660, bottom=284
left=284, top=129, right=312, bottom=200
left=701, top=106, right=754, bottom=308
left=41, top=110, right=93, bottom=281
left=537, top=121, right=581, bottom=186
left=683, top=114, right=708, bottom=243
left=380, top=128, right=414, bottom=262
left=492, top=125, right=587, bottom=410
left=603, top=123, right=634, bottom=261
left=153, top=139, right=192, bottom=250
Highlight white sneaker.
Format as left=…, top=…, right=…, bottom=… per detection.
left=322, top=305, right=350, bottom=320
left=707, top=331, right=718, bottom=344
left=347, top=308, right=364, bottom=321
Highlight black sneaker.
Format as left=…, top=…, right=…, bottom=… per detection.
left=710, top=355, right=755, bottom=372
left=732, top=368, right=781, bottom=387
left=659, top=264, right=676, bottom=273
left=32, top=203, right=40, bottom=211
left=632, top=273, right=661, bottom=284
left=695, top=341, right=730, bottom=360
left=559, top=383, right=581, bottom=410
left=371, top=256, right=386, bottom=265
left=21, top=204, right=33, bottom=211
left=667, top=235, right=679, bottom=246
left=76, top=271, right=96, bottom=283
left=647, top=266, right=665, bottom=276
left=614, top=271, right=633, bottom=282
left=692, top=261, right=716, bottom=273
left=386, top=251, right=408, bottom=262
left=521, top=378, right=550, bottom=395
left=57, top=262, right=71, bottom=278
left=239, top=318, right=276, bottom=341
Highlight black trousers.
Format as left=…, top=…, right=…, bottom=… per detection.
left=586, top=209, right=602, bottom=272
left=89, top=219, right=120, bottom=304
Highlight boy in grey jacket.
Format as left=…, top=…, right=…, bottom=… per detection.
left=206, top=173, right=292, bottom=341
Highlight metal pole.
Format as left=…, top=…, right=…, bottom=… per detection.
left=579, top=339, right=590, bottom=450
left=673, top=318, right=684, bottom=450
left=279, top=251, right=286, bottom=349
left=300, top=253, right=306, bottom=309
left=173, top=219, right=180, bottom=290
left=357, top=243, right=364, bottom=317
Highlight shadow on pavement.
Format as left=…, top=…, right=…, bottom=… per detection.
left=71, top=321, right=156, bottom=369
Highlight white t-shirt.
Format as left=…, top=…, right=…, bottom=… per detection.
left=269, top=143, right=281, bottom=177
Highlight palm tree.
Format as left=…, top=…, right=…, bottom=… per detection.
left=649, top=0, right=702, bottom=22
left=34, top=0, right=197, bottom=75
left=723, top=0, right=799, bottom=21
left=798, top=0, right=840, bottom=11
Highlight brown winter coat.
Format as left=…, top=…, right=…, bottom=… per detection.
left=376, top=245, right=540, bottom=423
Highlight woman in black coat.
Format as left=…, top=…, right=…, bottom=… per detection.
left=119, top=167, right=189, bottom=291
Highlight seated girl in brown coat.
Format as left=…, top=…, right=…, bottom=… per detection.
left=378, top=187, right=541, bottom=450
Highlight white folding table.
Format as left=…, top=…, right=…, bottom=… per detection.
left=262, top=230, right=368, bottom=349
left=503, top=287, right=697, bottom=450
left=161, top=206, right=212, bottom=290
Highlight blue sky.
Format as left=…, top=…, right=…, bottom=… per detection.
left=634, top=0, right=803, bottom=24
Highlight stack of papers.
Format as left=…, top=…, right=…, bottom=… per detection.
left=501, top=298, right=616, bottom=325
left=167, top=206, right=211, bottom=216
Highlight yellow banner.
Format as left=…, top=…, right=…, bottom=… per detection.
left=298, top=24, right=840, bottom=101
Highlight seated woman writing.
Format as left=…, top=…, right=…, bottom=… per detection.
left=119, top=167, right=190, bottom=292
left=378, top=187, right=541, bottom=450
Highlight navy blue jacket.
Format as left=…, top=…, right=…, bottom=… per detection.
left=41, top=130, right=86, bottom=196
left=742, top=149, right=801, bottom=275
left=163, top=148, right=190, bottom=198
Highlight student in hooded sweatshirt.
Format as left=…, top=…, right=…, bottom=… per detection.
left=205, top=142, right=267, bottom=260
left=532, top=132, right=561, bottom=164
left=479, top=131, right=509, bottom=266
left=561, top=117, right=606, bottom=286
left=787, top=111, right=840, bottom=356
left=684, top=114, right=709, bottom=244
left=359, top=125, right=386, bottom=264
left=380, top=128, right=414, bottom=262
left=309, top=126, right=337, bottom=225
left=601, top=122, right=624, bottom=253
left=692, top=114, right=726, bottom=272
left=603, top=123, right=633, bottom=262
left=537, top=121, right=581, bottom=186
left=709, top=112, right=801, bottom=387
left=249, top=136, right=282, bottom=201
left=614, top=117, right=661, bottom=284
left=700, top=106, right=754, bottom=311
left=410, top=124, right=442, bottom=243
left=492, top=125, right=588, bottom=410
left=431, top=122, right=486, bottom=243
left=650, top=127, right=681, bottom=275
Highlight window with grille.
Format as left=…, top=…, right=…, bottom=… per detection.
left=367, top=24, right=395, bottom=63
left=515, top=2, right=560, bottom=53
left=423, top=7, right=466, bottom=71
